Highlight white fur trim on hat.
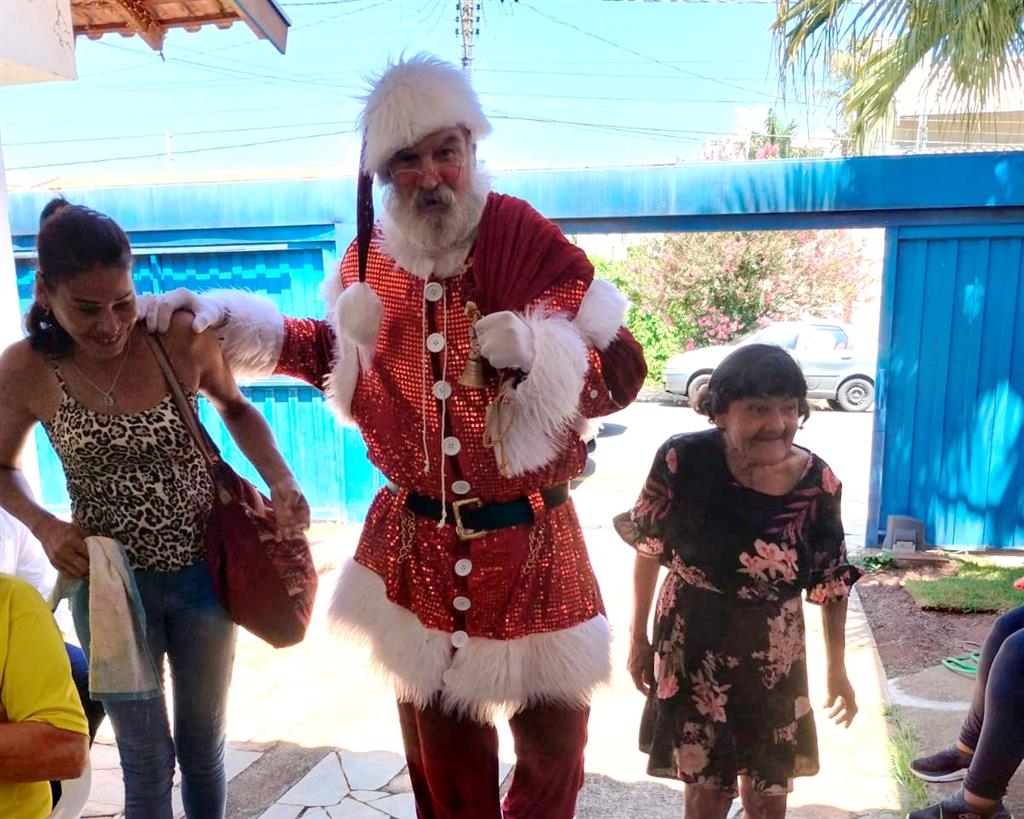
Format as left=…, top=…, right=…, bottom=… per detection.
left=360, top=53, right=492, bottom=178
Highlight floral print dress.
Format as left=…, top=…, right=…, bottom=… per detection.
left=614, top=428, right=861, bottom=797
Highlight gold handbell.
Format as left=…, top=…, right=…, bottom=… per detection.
left=460, top=300, right=488, bottom=388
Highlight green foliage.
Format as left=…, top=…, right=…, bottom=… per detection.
left=775, top=0, right=1024, bottom=153
left=851, top=550, right=897, bottom=573
left=883, top=705, right=930, bottom=811
left=612, top=229, right=874, bottom=383
left=595, top=258, right=682, bottom=385
left=905, top=559, right=1024, bottom=613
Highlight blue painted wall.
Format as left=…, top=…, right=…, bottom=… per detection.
left=10, top=151, right=1024, bottom=544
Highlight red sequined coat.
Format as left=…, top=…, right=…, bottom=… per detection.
left=276, top=193, right=646, bottom=719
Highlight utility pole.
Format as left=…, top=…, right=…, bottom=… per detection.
left=457, top=2, right=479, bottom=74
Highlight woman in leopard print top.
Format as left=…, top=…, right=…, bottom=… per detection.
left=0, top=201, right=310, bottom=819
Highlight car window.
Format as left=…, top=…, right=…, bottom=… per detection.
left=798, top=326, right=849, bottom=352
left=750, top=324, right=799, bottom=349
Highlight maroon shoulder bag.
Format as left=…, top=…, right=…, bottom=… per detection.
left=144, top=332, right=317, bottom=648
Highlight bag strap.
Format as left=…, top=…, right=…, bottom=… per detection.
left=141, top=331, right=220, bottom=470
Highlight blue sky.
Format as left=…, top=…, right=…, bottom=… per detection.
left=0, top=0, right=838, bottom=188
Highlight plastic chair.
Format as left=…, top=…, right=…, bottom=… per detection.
left=47, top=756, right=92, bottom=819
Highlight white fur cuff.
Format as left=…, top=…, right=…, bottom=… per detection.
left=328, top=559, right=611, bottom=722
left=573, top=279, right=629, bottom=351
left=486, top=312, right=589, bottom=476
left=204, top=289, right=284, bottom=381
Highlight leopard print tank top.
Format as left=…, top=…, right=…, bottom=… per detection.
left=43, top=367, right=214, bottom=571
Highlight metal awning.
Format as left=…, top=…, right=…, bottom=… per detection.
left=70, top=0, right=289, bottom=54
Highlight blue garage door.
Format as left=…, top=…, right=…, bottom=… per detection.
left=15, top=246, right=383, bottom=522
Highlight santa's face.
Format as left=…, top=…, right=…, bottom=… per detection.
left=383, top=127, right=487, bottom=255
left=386, top=127, right=473, bottom=203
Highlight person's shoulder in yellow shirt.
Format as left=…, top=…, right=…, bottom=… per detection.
left=0, top=573, right=89, bottom=819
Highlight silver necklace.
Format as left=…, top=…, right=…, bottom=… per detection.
left=69, top=335, right=133, bottom=407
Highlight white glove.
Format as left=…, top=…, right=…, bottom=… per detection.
left=137, top=288, right=224, bottom=334
left=475, top=310, right=535, bottom=371
left=335, top=282, right=383, bottom=347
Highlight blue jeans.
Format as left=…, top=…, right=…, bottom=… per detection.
left=72, top=561, right=237, bottom=819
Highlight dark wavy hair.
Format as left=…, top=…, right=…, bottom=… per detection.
left=696, top=343, right=811, bottom=424
left=26, top=201, right=133, bottom=358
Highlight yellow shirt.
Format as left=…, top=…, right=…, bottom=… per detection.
left=0, top=574, right=89, bottom=819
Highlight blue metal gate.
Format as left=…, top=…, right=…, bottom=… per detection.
left=874, top=223, right=1024, bottom=548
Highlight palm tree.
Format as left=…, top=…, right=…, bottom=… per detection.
left=775, top=0, right=1024, bottom=153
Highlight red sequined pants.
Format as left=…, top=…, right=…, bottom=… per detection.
left=397, top=699, right=590, bottom=819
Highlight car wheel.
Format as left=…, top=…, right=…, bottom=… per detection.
left=827, top=399, right=842, bottom=411
left=687, top=373, right=712, bottom=408
left=836, top=377, right=874, bottom=412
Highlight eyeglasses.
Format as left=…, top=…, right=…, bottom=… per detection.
left=387, top=162, right=463, bottom=187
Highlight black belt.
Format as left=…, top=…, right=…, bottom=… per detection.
left=395, top=483, right=570, bottom=540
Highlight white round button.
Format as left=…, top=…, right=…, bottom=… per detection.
left=452, top=480, right=471, bottom=495
left=442, top=436, right=461, bottom=456
left=589, top=389, right=599, bottom=399
left=432, top=380, right=452, bottom=400
left=450, top=630, right=469, bottom=649
left=426, top=333, right=446, bottom=353
left=453, top=596, right=471, bottom=612
left=424, top=282, right=444, bottom=302
left=454, top=558, right=473, bottom=576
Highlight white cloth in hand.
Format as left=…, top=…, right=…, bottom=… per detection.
left=475, top=310, right=536, bottom=371
left=137, top=287, right=224, bottom=333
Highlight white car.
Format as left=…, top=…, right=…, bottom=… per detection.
left=663, top=320, right=877, bottom=412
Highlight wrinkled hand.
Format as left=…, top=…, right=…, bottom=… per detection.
left=474, top=311, right=535, bottom=371
left=627, top=631, right=656, bottom=696
left=137, top=288, right=223, bottom=334
left=270, top=477, right=310, bottom=539
left=36, top=517, right=91, bottom=580
left=335, top=282, right=383, bottom=347
left=825, top=668, right=858, bottom=728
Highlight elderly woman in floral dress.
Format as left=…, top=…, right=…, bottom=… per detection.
left=615, top=344, right=861, bottom=819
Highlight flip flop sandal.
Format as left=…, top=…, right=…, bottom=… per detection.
left=942, top=653, right=980, bottom=677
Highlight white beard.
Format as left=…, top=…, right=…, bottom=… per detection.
left=381, top=167, right=492, bottom=279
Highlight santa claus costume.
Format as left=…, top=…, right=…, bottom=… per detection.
left=194, top=54, right=647, bottom=819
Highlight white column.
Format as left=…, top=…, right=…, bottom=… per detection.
left=0, top=135, right=41, bottom=492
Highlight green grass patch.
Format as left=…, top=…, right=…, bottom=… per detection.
left=884, top=704, right=930, bottom=812
left=905, top=559, right=1024, bottom=613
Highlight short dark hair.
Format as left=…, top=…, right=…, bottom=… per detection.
left=696, top=343, right=811, bottom=423
left=38, top=196, right=71, bottom=226
left=26, top=204, right=134, bottom=358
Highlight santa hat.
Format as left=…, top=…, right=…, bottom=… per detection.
left=359, top=53, right=492, bottom=179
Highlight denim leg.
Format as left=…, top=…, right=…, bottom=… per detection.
left=958, top=605, right=1024, bottom=750
left=71, top=576, right=176, bottom=819
left=65, top=642, right=107, bottom=741
left=165, top=563, right=237, bottom=819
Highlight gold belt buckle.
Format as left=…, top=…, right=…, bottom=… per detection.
left=452, top=497, right=486, bottom=540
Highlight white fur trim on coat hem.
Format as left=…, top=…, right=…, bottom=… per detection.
left=328, top=559, right=611, bottom=723
left=204, top=289, right=284, bottom=381
left=572, top=279, right=629, bottom=352
left=485, top=311, right=588, bottom=477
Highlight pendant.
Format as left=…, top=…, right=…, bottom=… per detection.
left=103, top=394, right=115, bottom=406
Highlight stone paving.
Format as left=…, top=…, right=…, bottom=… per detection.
left=78, top=403, right=904, bottom=818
